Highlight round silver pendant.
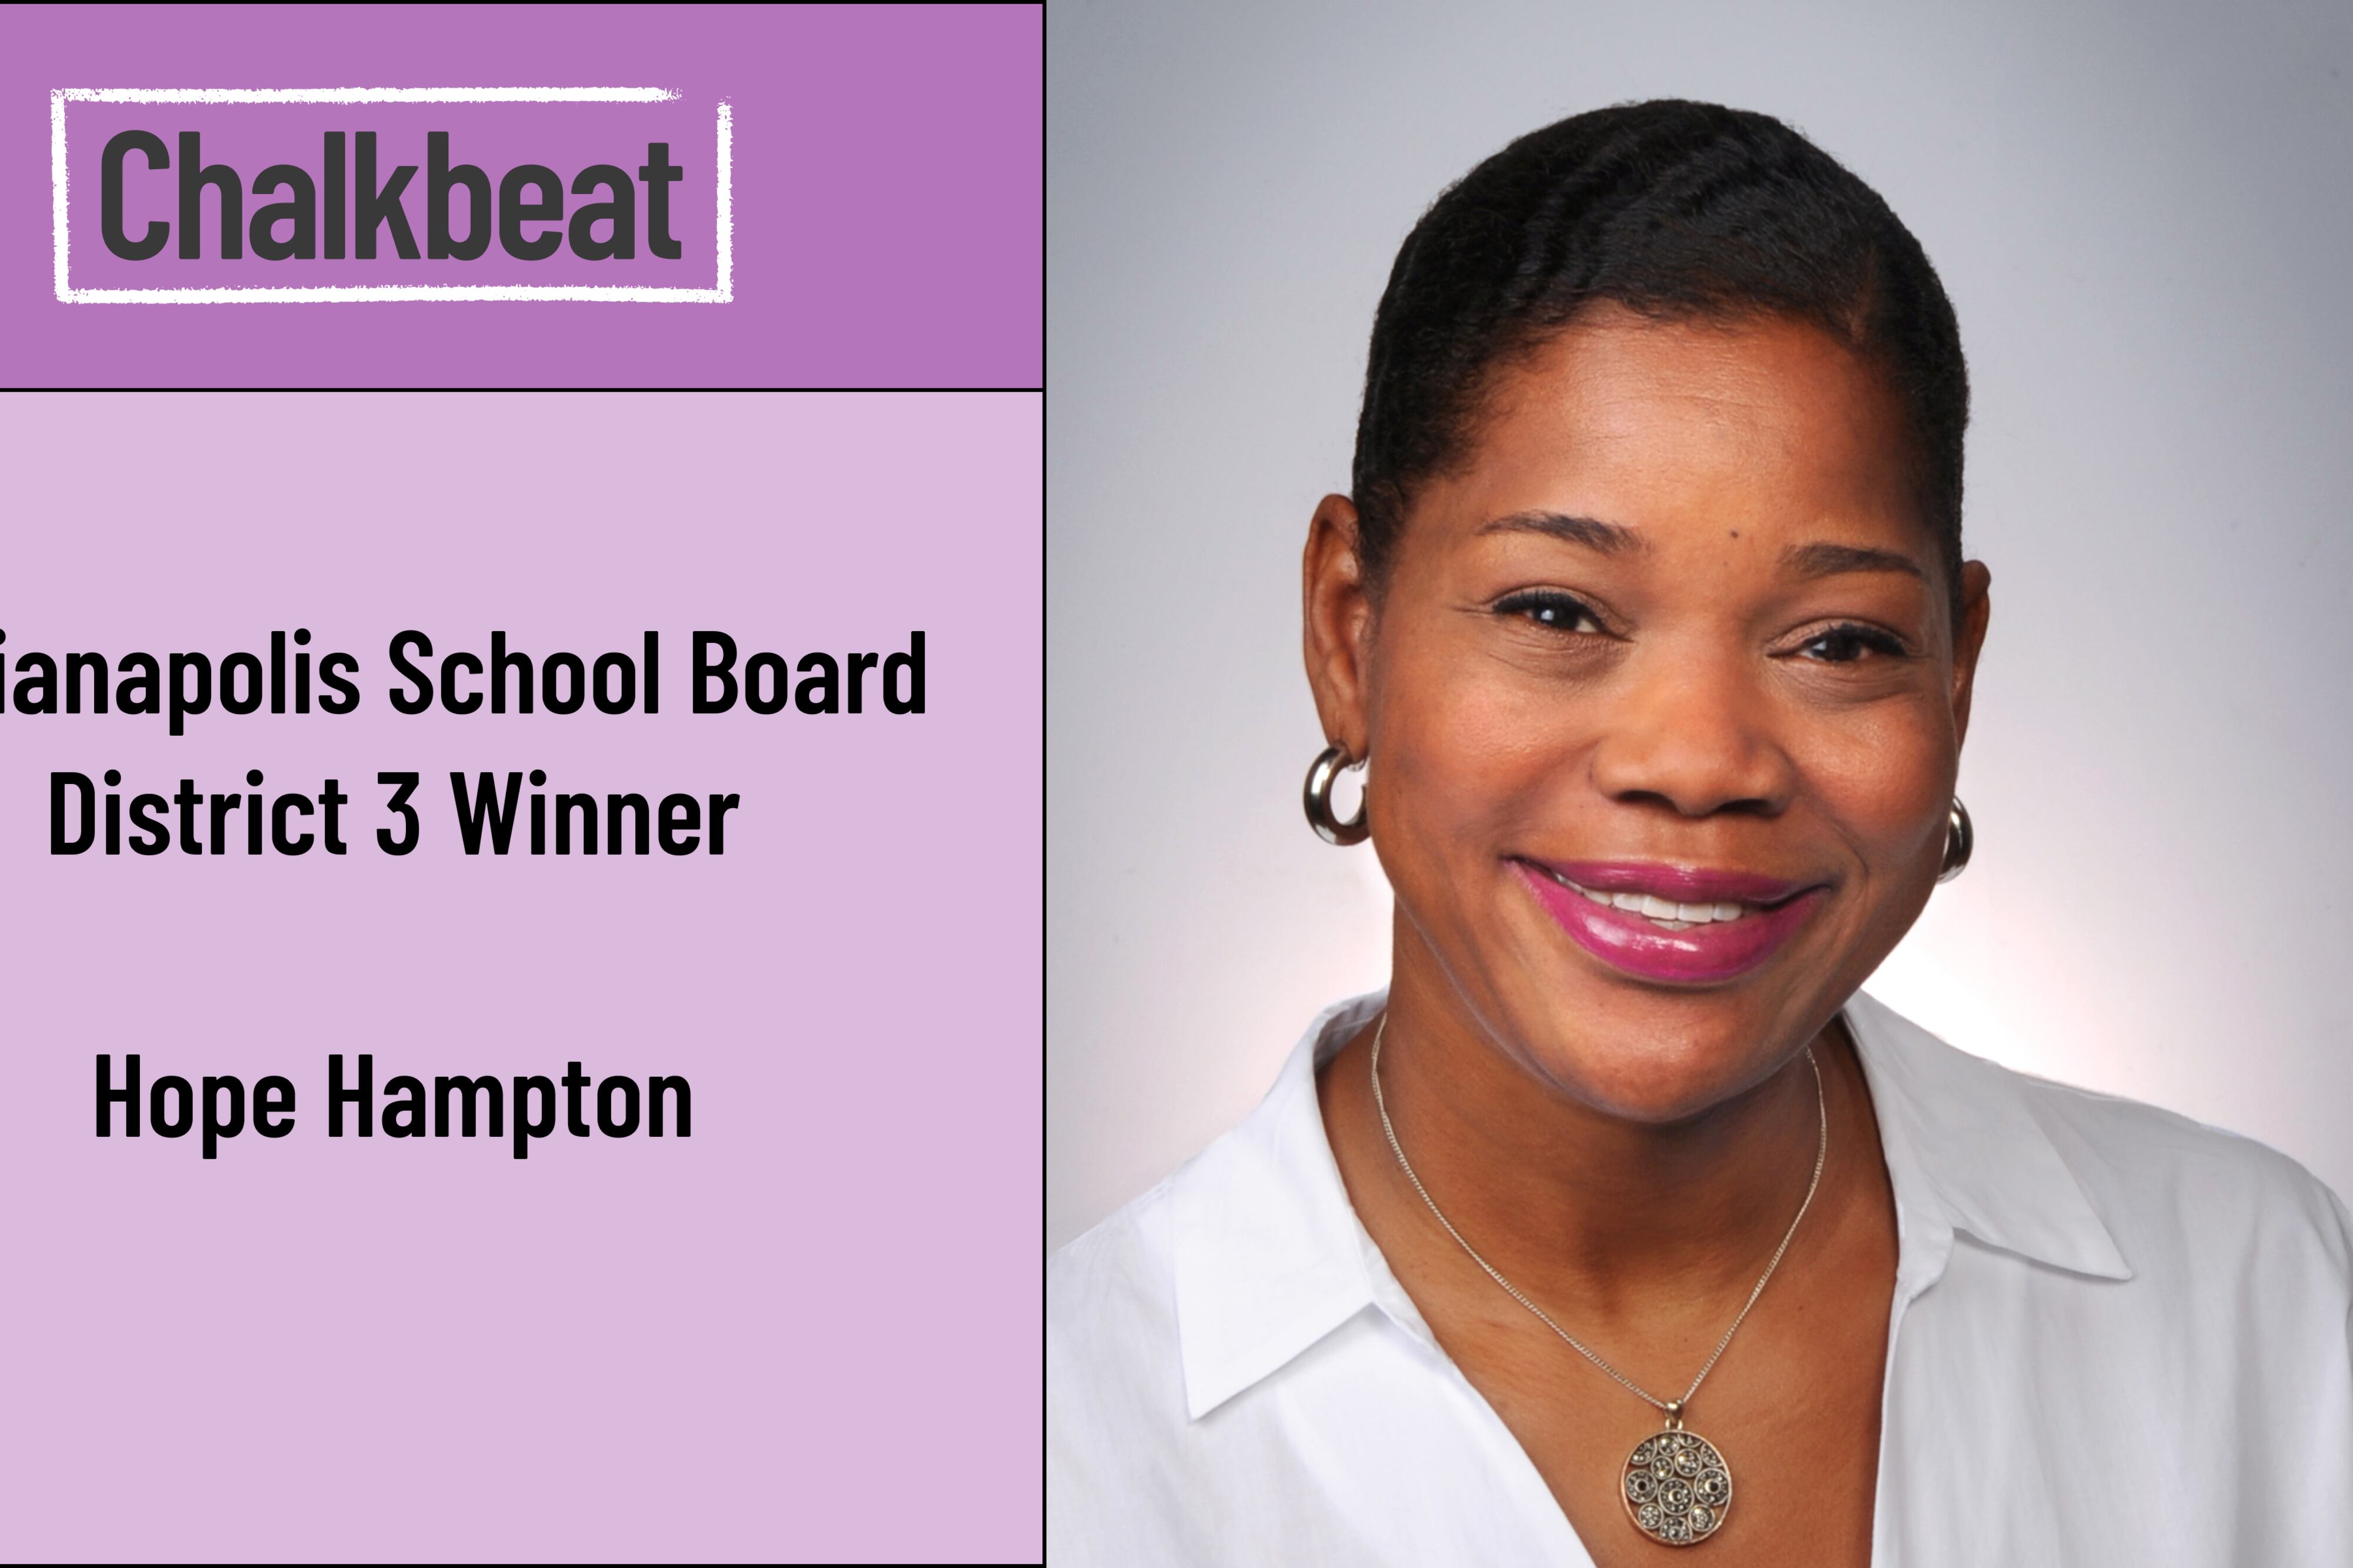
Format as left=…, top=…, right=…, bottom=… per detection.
left=1621, top=1427, right=1732, bottom=1546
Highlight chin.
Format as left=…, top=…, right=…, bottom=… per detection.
left=1516, top=994, right=1798, bottom=1123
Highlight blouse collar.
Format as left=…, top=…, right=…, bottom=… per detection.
left=1172, top=989, right=2132, bottom=1422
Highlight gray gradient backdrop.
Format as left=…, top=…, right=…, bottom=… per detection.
left=1049, top=0, right=2353, bottom=1250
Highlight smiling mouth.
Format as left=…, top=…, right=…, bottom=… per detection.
left=1536, top=868, right=1762, bottom=931
left=1509, top=858, right=1828, bottom=985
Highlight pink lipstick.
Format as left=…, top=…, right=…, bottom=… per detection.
left=1512, top=858, right=1828, bottom=985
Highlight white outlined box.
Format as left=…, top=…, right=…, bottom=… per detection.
left=51, top=87, right=733, bottom=303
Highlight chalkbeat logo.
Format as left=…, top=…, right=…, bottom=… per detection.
left=51, top=87, right=734, bottom=303
left=98, top=130, right=690, bottom=263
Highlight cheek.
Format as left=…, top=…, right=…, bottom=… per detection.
left=1800, top=708, right=1955, bottom=868
left=1370, top=632, right=1578, bottom=857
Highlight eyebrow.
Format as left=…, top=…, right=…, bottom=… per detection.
left=1781, top=541, right=1925, bottom=580
left=1477, top=513, right=1926, bottom=582
left=1475, top=511, right=1646, bottom=553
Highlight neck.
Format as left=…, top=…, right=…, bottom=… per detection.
left=1340, top=945, right=1849, bottom=1317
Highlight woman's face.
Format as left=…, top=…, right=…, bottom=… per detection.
left=1306, top=307, right=1991, bottom=1121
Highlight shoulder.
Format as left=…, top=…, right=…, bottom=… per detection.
left=1855, top=990, right=2353, bottom=1294
left=1850, top=999, right=2353, bottom=1556
left=1051, top=990, right=1384, bottom=1427
left=2011, top=1065, right=2353, bottom=1287
left=1048, top=1165, right=1199, bottom=1453
left=1048, top=1175, right=1183, bottom=1406
left=1046, top=996, right=1384, bottom=1563
left=1046, top=1178, right=1199, bottom=1560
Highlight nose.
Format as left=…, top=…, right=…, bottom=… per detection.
left=1586, top=648, right=1796, bottom=819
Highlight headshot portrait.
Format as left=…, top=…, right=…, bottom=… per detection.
left=1048, top=5, right=2353, bottom=1564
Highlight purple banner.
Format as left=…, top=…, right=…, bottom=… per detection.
left=4, top=4, right=1042, bottom=385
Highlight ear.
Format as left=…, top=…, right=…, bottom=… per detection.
left=1302, top=493, right=1378, bottom=759
left=1949, top=559, right=1992, bottom=747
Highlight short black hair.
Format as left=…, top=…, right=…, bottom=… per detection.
left=1351, top=100, right=1968, bottom=616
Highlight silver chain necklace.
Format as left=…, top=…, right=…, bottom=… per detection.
left=1369, top=1013, right=1828, bottom=1547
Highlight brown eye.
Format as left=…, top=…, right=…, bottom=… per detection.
left=1495, top=590, right=1602, bottom=633
left=1797, top=625, right=1908, bottom=663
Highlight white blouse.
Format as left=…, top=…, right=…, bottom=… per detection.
left=1048, top=991, right=2353, bottom=1566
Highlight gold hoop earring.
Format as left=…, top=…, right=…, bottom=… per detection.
left=1303, top=743, right=1370, bottom=846
left=1938, top=798, right=1974, bottom=883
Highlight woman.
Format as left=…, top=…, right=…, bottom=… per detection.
left=1048, top=101, right=2352, bottom=1566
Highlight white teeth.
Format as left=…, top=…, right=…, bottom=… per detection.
left=1555, top=872, right=1753, bottom=929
